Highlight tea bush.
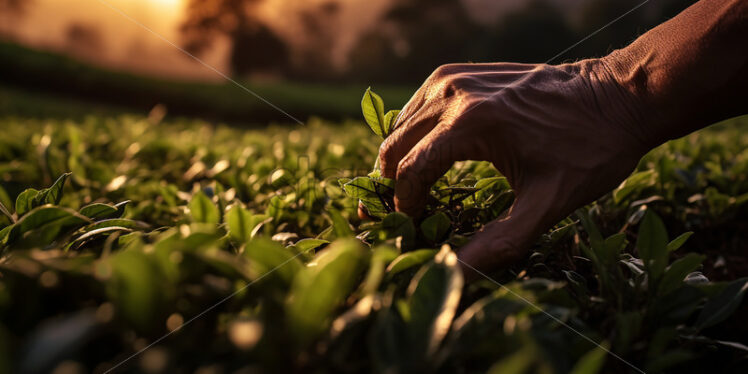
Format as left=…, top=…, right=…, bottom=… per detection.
left=0, top=99, right=747, bottom=373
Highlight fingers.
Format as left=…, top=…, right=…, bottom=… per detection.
left=394, top=126, right=472, bottom=216
left=457, top=180, right=562, bottom=282
left=378, top=108, right=439, bottom=179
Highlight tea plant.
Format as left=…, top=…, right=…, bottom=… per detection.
left=341, top=89, right=515, bottom=251
left=0, top=102, right=746, bottom=373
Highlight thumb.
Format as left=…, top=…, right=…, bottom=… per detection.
left=457, top=178, right=564, bottom=282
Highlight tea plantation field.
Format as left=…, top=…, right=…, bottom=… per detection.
left=0, top=113, right=747, bottom=374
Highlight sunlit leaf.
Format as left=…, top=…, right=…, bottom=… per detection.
left=666, top=232, right=693, bottom=252
left=14, top=189, right=39, bottom=217
left=383, top=109, right=400, bottom=136
left=226, top=204, right=262, bottom=243
left=79, top=203, right=118, bottom=219
left=386, top=249, right=438, bottom=278
left=405, top=245, right=463, bottom=358
left=327, top=208, right=354, bottom=238
left=189, top=190, right=220, bottom=224
left=287, top=238, right=370, bottom=346
left=361, top=87, right=386, bottom=138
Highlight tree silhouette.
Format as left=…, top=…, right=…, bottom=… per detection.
left=0, top=0, right=28, bottom=14
left=181, top=0, right=288, bottom=76
left=349, top=0, right=481, bottom=83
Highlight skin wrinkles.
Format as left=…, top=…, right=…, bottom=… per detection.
left=362, top=0, right=748, bottom=281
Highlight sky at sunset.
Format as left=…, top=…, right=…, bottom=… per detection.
left=3, top=0, right=227, bottom=80
left=0, top=0, right=552, bottom=81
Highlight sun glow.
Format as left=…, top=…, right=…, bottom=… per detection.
left=150, top=0, right=182, bottom=8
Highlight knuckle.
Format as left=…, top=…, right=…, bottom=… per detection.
left=430, top=63, right=461, bottom=81
left=378, top=138, right=397, bottom=166
left=396, top=156, right=417, bottom=180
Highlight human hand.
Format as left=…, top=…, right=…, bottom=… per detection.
left=370, top=59, right=651, bottom=279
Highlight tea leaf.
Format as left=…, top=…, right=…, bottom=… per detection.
left=33, top=173, right=71, bottom=206
left=244, top=237, right=302, bottom=285
left=386, top=249, right=438, bottom=278
left=226, top=204, right=255, bottom=243
left=362, top=246, right=399, bottom=295
left=695, top=278, right=748, bottom=329
left=287, top=238, right=370, bottom=345
left=420, top=212, right=451, bottom=242
left=613, top=170, right=656, bottom=204
left=569, top=342, right=609, bottom=374
left=361, top=87, right=386, bottom=138
left=291, top=238, right=329, bottom=252
left=327, top=208, right=354, bottom=238
left=382, top=212, right=416, bottom=250
left=79, top=203, right=118, bottom=219
left=189, top=190, right=220, bottom=224
left=15, top=189, right=39, bottom=217
left=16, top=206, right=90, bottom=234
left=383, top=109, right=400, bottom=136
left=658, top=253, right=705, bottom=295
left=666, top=232, right=693, bottom=252
left=405, top=245, right=463, bottom=359
left=636, top=211, right=668, bottom=280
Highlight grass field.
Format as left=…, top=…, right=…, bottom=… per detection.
left=0, top=109, right=747, bottom=373
left=0, top=42, right=415, bottom=123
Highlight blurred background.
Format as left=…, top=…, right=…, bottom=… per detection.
left=0, top=0, right=698, bottom=123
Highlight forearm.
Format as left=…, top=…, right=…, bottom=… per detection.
left=602, top=0, right=748, bottom=147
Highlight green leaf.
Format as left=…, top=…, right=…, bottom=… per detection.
left=244, top=237, right=303, bottom=286
left=14, top=174, right=72, bottom=217
left=667, top=232, right=693, bottom=252
left=361, top=87, right=386, bottom=138
left=658, top=253, right=705, bottom=295
left=0, top=184, right=13, bottom=217
left=16, top=206, right=90, bottom=234
left=0, top=187, right=13, bottom=222
left=113, top=200, right=130, bottom=218
left=33, top=173, right=71, bottom=206
left=76, top=218, right=145, bottom=233
left=695, top=278, right=748, bottom=329
left=106, top=248, right=166, bottom=330
left=287, top=238, right=370, bottom=346
left=487, top=345, right=535, bottom=374
left=0, top=224, right=14, bottom=246
left=189, top=190, right=219, bottom=224
left=362, top=246, right=400, bottom=295
left=613, top=170, right=656, bottom=204
left=14, top=189, right=39, bottom=217
left=291, top=238, right=329, bottom=253
left=6, top=206, right=90, bottom=247
left=343, top=177, right=394, bottom=218
left=70, top=226, right=133, bottom=248
left=382, top=212, right=416, bottom=250
left=386, top=249, right=438, bottom=278
left=405, top=245, right=463, bottom=359
left=577, top=209, right=604, bottom=251
left=327, top=208, right=354, bottom=238
left=383, top=109, right=400, bottom=136
left=636, top=210, right=669, bottom=280
left=420, top=212, right=451, bottom=242
left=226, top=204, right=262, bottom=243
left=79, top=203, right=118, bottom=219
left=569, top=342, right=609, bottom=374
left=600, top=232, right=626, bottom=265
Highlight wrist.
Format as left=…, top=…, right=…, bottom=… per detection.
left=598, top=50, right=674, bottom=149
